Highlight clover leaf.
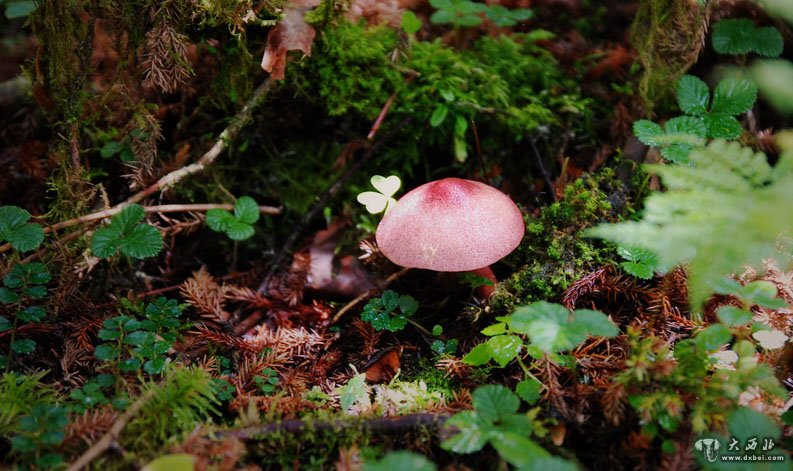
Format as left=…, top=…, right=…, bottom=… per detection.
left=206, top=196, right=260, bottom=240
left=91, top=204, right=163, bottom=259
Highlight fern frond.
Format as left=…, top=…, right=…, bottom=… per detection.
left=589, top=140, right=793, bottom=308
left=0, top=371, right=57, bottom=435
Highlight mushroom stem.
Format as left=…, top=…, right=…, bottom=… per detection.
left=471, top=266, right=497, bottom=299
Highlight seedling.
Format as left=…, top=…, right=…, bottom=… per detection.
left=361, top=290, right=418, bottom=332
left=206, top=196, right=260, bottom=240
left=0, top=262, right=51, bottom=367
left=617, top=246, right=658, bottom=280
left=91, top=204, right=163, bottom=259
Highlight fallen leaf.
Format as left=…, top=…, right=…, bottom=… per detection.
left=261, top=0, right=321, bottom=80
left=364, top=347, right=402, bottom=383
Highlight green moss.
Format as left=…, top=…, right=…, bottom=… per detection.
left=492, top=168, right=629, bottom=310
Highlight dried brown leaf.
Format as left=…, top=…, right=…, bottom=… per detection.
left=261, top=0, right=321, bottom=80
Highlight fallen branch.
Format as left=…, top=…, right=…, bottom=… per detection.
left=67, top=387, right=157, bottom=471
left=217, top=412, right=449, bottom=441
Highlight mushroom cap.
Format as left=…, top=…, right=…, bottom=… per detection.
left=375, top=178, right=525, bottom=272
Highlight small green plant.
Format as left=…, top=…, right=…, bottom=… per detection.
left=711, top=19, right=783, bottom=57
left=356, top=175, right=401, bottom=215
left=0, top=262, right=51, bottom=367
left=429, top=0, right=532, bottom=28
left=91, top=204, right=163, bottom=259
left=0, top=206, right=44, bottom=252
left=94, top=297, right=186, bottom=375
left=589, top=140, right=793, bottom=308
left=361, top=290, right=419, bottom=332
left=10, top=404, right=68, bottom=468
left=617, top=246, right=658, bottom=280
left=365, top=451, right=436, bottom=471
left=463, top=301, right=619, bottom=367
left=633, top=75, right=757, bottom=162
left=253, top=367, right=280, bottom=395
left=205, top=196, right=260, bottom=240
left=430, top=325, right=458, bottom=355
left=68, top=374, right=115, bottom=412
left=442, top=385, right=576, bottom=469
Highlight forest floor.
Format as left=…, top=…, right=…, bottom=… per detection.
left=0, top=0, right=791, bottom=470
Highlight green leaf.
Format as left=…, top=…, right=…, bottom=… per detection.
left=472, top=385, right=520, bottom=422
left=703, top=113, right=742, bottom=139
left=339, top=373, right=369, bottom=412
left=665, top=116, right=707, bottom=137
left=17, top=306, right=45, bottom=323
left=717, top=306, right=752, bottom=326
left=728, top=407, right=781, bottom=443
left=223, top=220, right=255, bottom=241
left=485, top=335, right=522, bottom=367
left=119, top=224, right=163, bottom=259
left=124, top=331, right=154, bottom=346
left=119, top=146, right=136, bottom=163
left=677, top=75, right=710, bottom=115
left=141, top=453, right=195, bottom=471
left=515, top=378, right=542, bottom=405
left=364, top=451, right=436, bottom=471
left=91, top=226, right=121, bottom=258
left=144, top=358, right=166, bottom=375
left=0, top=206, right=30, bottom=234
left=380, top=290, right=399, bottom=312
left=695, top=324, right=732, bottom=350
left=94, top=344, right=118, bottom=361
left=119, top=357, right=142, bottom=372
left=633, top=120, right=664, bottom=146
left=6, top=223, right=44, bottom=252
left=481, top=322, right=506, bottom=336
left=570, top=309, right=619, bottom=338
left=5, top=1, right=36, bottom=19
left=517, top=457, right=580, bottom=471
left=441, top=411, right=488, bottom=453
left=712, top=19, right=755, bottom=55
left=100, top=141, right=122, bottom=159
left=0, top=316, right=11, bottom=332
left=233, top=196, right=260, bottom=225
left=0, top=287, right=20, bottom=304
left=740, top=280, right=788, bottom=308
left=617, top=246, right=658, bottom=279
left=711, top=78, right=757, bottom=115
left=113, top=205, right=146, bottom=232
left=401, top=11, right=422, bottom=34
left=398, top=295, right=419, bottom=316
left=432, top=324, right=443, bottom=336
left=430, top=105, right=448, bottom=127
left=462, top=343, right=492, bottom=366
left=753, top=26, right=784, bottom=57
left=490, top=431, right=549, bottom=467
left=11, top=338, right=36, bottom=354
left=485, top=5, right=533, bottom=27
left=205, top=209, right=235, bottom=232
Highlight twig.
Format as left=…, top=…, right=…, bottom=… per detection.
left=0, top=204, right=281, bottom=255
left=259, top=118, right=412, bottom=293
left=217, top=412, right=448, bottom=441
left=67, top=387, right=156, bottom=471
left=331, top=267, right=412, bottom=324
left=125, top=79, right=273, bottom=205
left=367, top=91, right=397, bottom=140
left=530, top=137, right=557, bottom=203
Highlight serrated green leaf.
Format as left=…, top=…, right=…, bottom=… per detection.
left=485, top=335, right=522, bottom=367
left=717, top=306, right=752, bottom=326
left=473, top=385, right=520, bottom=422
left=441, top=411, right=488, bottom=453
left=119, top=223, right=162, bottom=259
left=111, top=205, right=146, bottom=233
left=91, top=226, right=121, bottom=258
left=205, top=209, right=234, bottom=232
left=660, top=143, right=694, bottom=164
left=712, top=19, right=755, bottom=55
left=94, top=343, right=118, bottom=361
left=380, top=290, right=399, bottom=312
left=0, top=316, right=11, bottom=331
left=516, top=378, right=542, bottom=404
left=144, top=358, right=166, bottom=375
left=224, top=220, right=254, bottom=240
left=677, top=75, right=710, bottom=115
left=119, top=357, right=142, bottom=372
left=124, top=331, right=154, bottom=346
left=665, top=116, right=707, bottom=137
left=695, top=324, right=732, bottom=350
left=0, top=205, right=30, bottom=233
left=620, top=261, right=655, bottom=280
left=17, top=306, right=45, bottom=323
left=7, top=223, right=44, bottom=252
left=234, top=196, right=260, bottom=225
left=485, top=5, right=533, bottom=27
left=711, top=78, right=757, bottom=115
left=430, top=105, right=448, bottom=127
left=398, top=295, right=419, bottom=316
left=633, top=120, right=665, bottom=146
left=0, top=287, right=20, bottom=304
left=11, top=338, right=36, bottom=354
left=462, top=343, right=492, bottom=365
left=703, top=113, right=742, bottom=139
left=752, top=26, right=783, bottom=57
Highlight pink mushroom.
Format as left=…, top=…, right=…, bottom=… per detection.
left=375, top=178, right=525, bottom=298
